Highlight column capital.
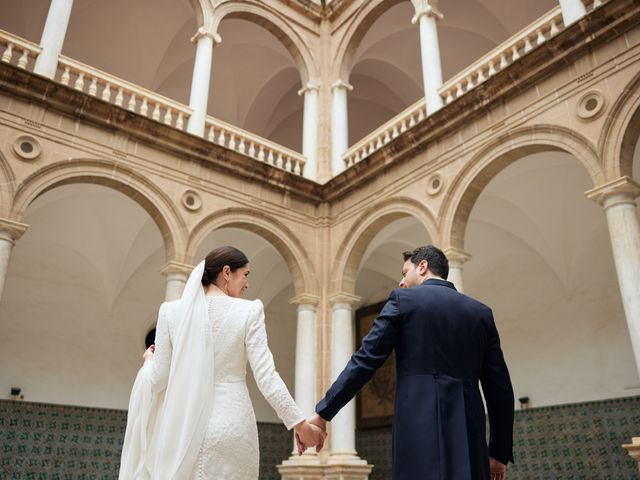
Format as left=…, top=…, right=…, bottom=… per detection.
left=443, top=247, right=472, bottom=265
left=297, top=82, right=320, bottom=96
left=585, top=176, right=640, bottom=206
left=160, top=261, right=193, bottom=277
left=289, top=293, right=320, bottom=307
left=0, top=218, right=29, bottom=243
left=190, top=27, right=222, bottom=45
left=329, top=292, right=361, bottom=307
left=411, top=1, right=444, bottom=24
left=331, top=79, right=354, bottom=92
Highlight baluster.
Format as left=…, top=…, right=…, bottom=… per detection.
left=445, top=90, right=454, bottom=104
left=499, top=53, right=509, bottom=69
left=176, top=112, right=184, bottom=130
left=284, top=156, right=292, bottom=171
left=550, top=19, right=560, bottom=36
left=392, top=125, right=400, bottom=139
left=248, top=142, right=256, bottom=158
left=511, top=44, right=520, bottom=62
left=536, top=29, right=546, bottom=46
left=74, top=72, right=85, bottom=91
left=238, top=137, right=246, bottom=154
left=2, top=43, right=14, bottom=63
left=376, top=136, right=384, bottom=149
left=266, top=150, right=274, bottom=165
left=217, top=129, right=226, bottom=146
left=87, top=77, right=98, bottom=96
left=152, top=103, right=161, bottom=121
left=163, top=107, right=172, bottom=125
left=115, top=87, right=124, bottom=107
left=60, top=66, right=71, bottom=85
left=294, top=160, right=302, bottom=176
left=400, top=119, right=408, bottom=133
left=258, top=145, right=265, bottom=162
left=477, top=67, right=486, bottom=84
left=488, top=61, right=497, bottom=76
left=228, top=134, right=236, bottom=151
left=466, top=76, right=474, bottom=92
left=101, top=82, right=112, bottom=101
left=408, top=115, right=417, bottom=128
left=367, top=142, right=375, bottom=155
left=127, top=93, right=137, bottom=112
left=17, top=49, right=29, bottom=69
left=593, top=0, right=603, bottom=7
left=207, top=126, right=215, bottom=142
left=523, top=36, right=533, bottom=53
left=456, top=82, right=464, bottom=97
left=141, top=98, right=149, bottom=116
left=383, top=130, right=391, bottom=144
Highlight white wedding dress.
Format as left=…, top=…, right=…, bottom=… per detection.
left=119, top=293, right=304, bottom=480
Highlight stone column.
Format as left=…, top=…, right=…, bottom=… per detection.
left=586, top=177, right=640, bottom=376
left=34, top=0, right=74, bottom=78
left=298, top=83, right=320, bottom=181
left=558, top=0, right=587, bottom=26
left=443, top=247, right=471, bottom=293
left=330, top=80, right=353, bottom=176
left=278, top=295, right=323, bottom=476
left=160, top=261, right=193, bottom=301
left=0, top=219, right=29, bottom=302
left=186, top=28, right=221, bottom=137
left=412, top=0, right=444, bottom=115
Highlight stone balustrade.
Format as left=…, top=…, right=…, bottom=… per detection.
left=56, top=56, right=192, bottom=132
left=342, top=0, right=609, bottom=171
left=0, top=29, right=307, bottom=177
left=205, top=116, right=307, bottom=176
left=343, top=99, right=427, bottom=169
left=0, top=29, right=42, bottom=71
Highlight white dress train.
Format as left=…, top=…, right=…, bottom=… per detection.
left=119, top=295, right=304, bottom=479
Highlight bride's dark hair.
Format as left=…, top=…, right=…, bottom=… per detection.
left=202, top=246, right=249, bottom=287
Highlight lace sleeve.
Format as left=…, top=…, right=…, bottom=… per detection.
left=149, top=302, right=172, bottom=393
left=246, top=300, right=305, bottom=430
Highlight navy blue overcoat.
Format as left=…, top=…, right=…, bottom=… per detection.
left=316, top=279, right=515, bottom=480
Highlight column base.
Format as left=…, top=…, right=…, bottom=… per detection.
left=278, top=453, right=372, bottom=480
left=622, top=437, right=640, bottom=472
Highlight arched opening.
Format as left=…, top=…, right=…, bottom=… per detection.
left=208, top=17, right=304, bottom=152
left=344, top=0, right=558, bottom=146
left=194, top=227, right=297, bottom=424
left=463, top=151, right=638, bottom=407
left=0, top=184, right=167, bottom=409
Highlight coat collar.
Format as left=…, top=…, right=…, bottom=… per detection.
left=421, top=278, right=457, bottom=290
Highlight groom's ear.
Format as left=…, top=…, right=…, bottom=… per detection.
left=418, top=260, right=429, bottom=276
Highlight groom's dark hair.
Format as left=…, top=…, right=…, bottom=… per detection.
left=403, top=245, right=449, bottom=280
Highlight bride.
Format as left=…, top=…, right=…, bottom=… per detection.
left=119, top=246, right=325, bottom=479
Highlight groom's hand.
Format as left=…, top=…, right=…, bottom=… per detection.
left=308, top=413, right=327, bottom=432
left=293, top=420, right=327, bottom=455
left=489, top=457, right=506, bottom=480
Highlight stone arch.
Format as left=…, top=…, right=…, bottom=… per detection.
left=333, top=0, right=409, bottom=82
left=0, top=152, right=16, bottom=218
left=441, top=125, right=605, bottom=250
left=210, top=1, right=317, bottom=83
left=333, top=196, right=438, bottom=294
left=187, top=208, right=317, bottom=296
left=10, top=159, right=188, bottom=261
left=600, top=70, right=640, bottom=179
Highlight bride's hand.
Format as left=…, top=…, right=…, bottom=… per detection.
left=142, top=344, right=155, bottom=362
left=293, top=420, right=326, bottom=455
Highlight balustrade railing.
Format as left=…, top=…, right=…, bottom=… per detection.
left=205, top=116, right=306, bottom=176
left=0, top=30, right=41, bottom=71
left=0, top=29, right=306, bottom=176
left=342, top=0, right=609, bottom=170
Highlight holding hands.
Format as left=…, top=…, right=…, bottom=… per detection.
left=293, top=414, right=328, bottom=455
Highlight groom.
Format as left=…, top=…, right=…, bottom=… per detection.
left=310, top=245, right=514, bottom=480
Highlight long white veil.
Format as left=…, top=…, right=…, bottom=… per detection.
left=120, top=260, right=215, bottom=480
